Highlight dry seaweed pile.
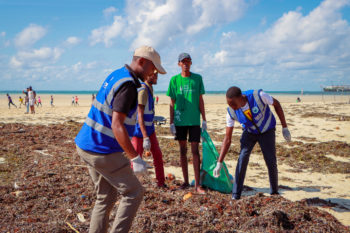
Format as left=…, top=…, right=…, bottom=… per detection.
left=133, top=178, right=348, bottom=232
left=301, top=112, right=350, bottom=121
left=0, top=123, right=349, bottom=232
left=276, top=141, right=350, bottom=173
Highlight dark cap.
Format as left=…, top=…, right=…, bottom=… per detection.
left=178, top=53, right=191, bottom=62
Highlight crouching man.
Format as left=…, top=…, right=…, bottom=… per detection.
left=214, top=86, right=291, bottom=200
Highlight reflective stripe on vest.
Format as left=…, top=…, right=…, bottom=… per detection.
left=85, top=117, right=115, bottom=138
left=227, top=106, right=258, bottom=132
left=134, top=83, right=155, bottom=137
left=92, top=98, right=136, bottom=127
left=75, top=66, right=139, bottom=154
left=227, top=90, right=275, bottom=134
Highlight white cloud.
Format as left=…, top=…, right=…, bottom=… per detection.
left=72, top=61, right=98, bottom=72
left=187, top=0, right=247, bottom=34
left=103, top=6, right=117, bottom=18
left=89, top=16, right=125, bottom=47
left=89, top=0, right=247, bottom=49
left=10, top=47, right=63, bottom=68
left=0, top=31, right=5, bottom=37
left=208, top=0, right=350, bottom=70
left=196, top=0, right=350, bottom=90
left=86, top=61, right=98, bottom=69
left=66, top=36, right=81, bottom=45
left=14, top=24, right=47, bottom=48
left=72, top=61, right=82, bottom=72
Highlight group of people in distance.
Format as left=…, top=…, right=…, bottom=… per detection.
left=6, top=87, right=55, bottom=113
left=74, top=45, right=292, bottom=233
left=71, top=96, right=79, bottom=106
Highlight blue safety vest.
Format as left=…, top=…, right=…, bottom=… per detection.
left=75, top=66, right=139, bottom=153
left=227, top=89, right=276, bottom=134
left=134, top=82, right=155, bottom=138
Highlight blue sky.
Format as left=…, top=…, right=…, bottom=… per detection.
left=1, top=0, right=350, bottom=91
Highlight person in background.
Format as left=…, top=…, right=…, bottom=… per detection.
left=213, top=86, right=291, bottom=200
left=37, top=96, right=42, bottom=107
left=92, top=94, right=95, bottom=103
left=23, top=89, right=29, bottom=114
left=6, top=94, right=17, bottom=109
left=75, top=45, right=166, bottom=233
left=131, top=72, right=166, bottom=188
left=28, top=86, right=35, bottom=114
left=167, top=52, right=207, bottom=194
left=19, top=96, right=24, bottom=108
left=50, top=95, right=54, bottom=107
left=156, top=96, right=159, bottom=104
left=71, top=96, right=75, bottom=106
left=75, top=96, right=79, bottom=106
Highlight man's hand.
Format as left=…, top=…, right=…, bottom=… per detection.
left=213, top=162, right=223, bottom=178
left=202, top=120, right=207, bottom=131
left=282, top=127, right=291, bottom=142
left=143, top=137, right=151, bottom=150
left=170, top=123, right=176, bottom=136
left=131, top=155, right=148, bottom=174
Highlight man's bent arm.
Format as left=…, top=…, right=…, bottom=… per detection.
left=111, top=111, right=138, bottom=159
left=218, top=126, right=234, bottom=163
left=272, top=98, right=287, bottom=128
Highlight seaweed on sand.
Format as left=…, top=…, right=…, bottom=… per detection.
left=0, top=123, right=349, bottom=232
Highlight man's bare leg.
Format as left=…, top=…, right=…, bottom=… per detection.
left=191, top=142, right=205, bottom=194
left=179, top=140, right=189, bottom=187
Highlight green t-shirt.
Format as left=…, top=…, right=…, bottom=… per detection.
left=167, top=72, right=205, bottom=126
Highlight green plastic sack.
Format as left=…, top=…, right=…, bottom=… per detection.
left=200, top=130, right=233, bottom=194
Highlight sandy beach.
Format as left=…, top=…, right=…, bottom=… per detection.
left=1, top=93, right=350, bottom=227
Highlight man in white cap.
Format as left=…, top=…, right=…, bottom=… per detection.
left=75, top=45, right=166, bottom=233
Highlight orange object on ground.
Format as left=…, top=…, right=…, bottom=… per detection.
left=183, top=192, right=193, bottom=201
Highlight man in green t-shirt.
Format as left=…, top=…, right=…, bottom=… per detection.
left=167, top=53, right=207, bottom=194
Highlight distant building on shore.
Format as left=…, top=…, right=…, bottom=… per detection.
left=323, top=85, right=350, bottom=92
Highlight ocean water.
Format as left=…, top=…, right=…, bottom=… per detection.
left=1, top=90, right=350, bottom=96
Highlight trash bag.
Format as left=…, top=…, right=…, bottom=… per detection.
left=200, top=130, right=233, bottom=194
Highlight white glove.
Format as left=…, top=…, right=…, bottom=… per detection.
left=202, top=121, right=207, bottom=131
left=282, top=127, right=291, bottom=142
left=143, top=137, right=151, bottom=150
left=131, top=155, right=148, bottom=174
left=170, top=123, right=176, bottom=136
left=213, top=162, right=223, bottom=178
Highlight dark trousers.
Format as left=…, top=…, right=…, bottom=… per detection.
left=232, top=128, right=278, bottom=199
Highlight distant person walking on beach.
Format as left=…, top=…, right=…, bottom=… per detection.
left=18, top=96, right=24, bottom=108
left=132, top=72, right=166, bottom=188
left=6, top=94, right=17, bottom=109
left=71, top=96, right=75, bottom=106
left=75, top=96, right=79, bottom=106
left=28, top=86, right=36, bottom=114
left=92, top=94, right=95, bottom=103
left=156, top=95, right=159, bottom=104
left=167, top=52, right=207, bottom=194
left=75, top=45, right=166, bottom=233
left=37, top=96, right=42, bottom=107
left=50, top=95, right=54, bottom=107
left=23, top=89, right=29, bottom=114
left=213, top=86, right=291, bottom=200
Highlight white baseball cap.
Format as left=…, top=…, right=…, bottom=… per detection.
left=133, top=45, right=167, bottom=74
